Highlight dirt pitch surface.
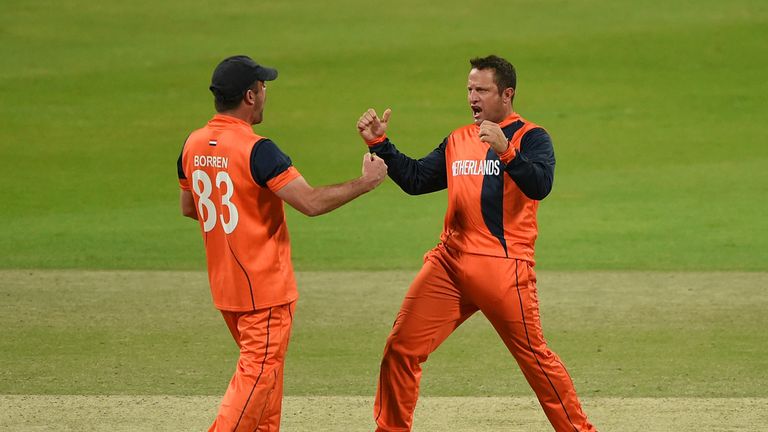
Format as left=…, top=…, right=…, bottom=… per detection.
left=2, top=395, right=767, bottom=431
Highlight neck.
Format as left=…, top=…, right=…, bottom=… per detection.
left=218, top=106, right=253, bottom=124
left=488, top=107, right=515, bottom=124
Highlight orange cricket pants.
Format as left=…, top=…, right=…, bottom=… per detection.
left=209, top=301, right=295, bottom=432
left=374, top=244, right=596, bottom=432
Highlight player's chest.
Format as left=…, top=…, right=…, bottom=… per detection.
left=445, top=138, right=503, bottom=181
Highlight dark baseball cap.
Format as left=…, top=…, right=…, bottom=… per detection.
left=209, top=55, right=278, bottom=101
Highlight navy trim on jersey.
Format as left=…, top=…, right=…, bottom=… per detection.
left=177, top=152, right=186, bottom=180
left=368, top=138, right=448, bottom=195
left=502, top=120, right=525, bottom=138
left=478, top=121, right=525, bottom=257
left=177, top=135, right=192, bottom=180
left=504, top=126, right=555, bottom=200
left=480, top=147, right=508, bottom=257
left=250, top=138, right=294, bottom=188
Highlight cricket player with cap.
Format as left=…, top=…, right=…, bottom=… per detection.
left=178, top=55, right=387, bottom=431
left=357, top=55, right=596, bottom=431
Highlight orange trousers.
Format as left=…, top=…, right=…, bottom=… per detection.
left=374, top=244, right=596, bottom=432
left=209, top=302, right=295, bottom=432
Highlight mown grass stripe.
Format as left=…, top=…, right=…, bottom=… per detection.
left=2, top=395, right=766, bottom=431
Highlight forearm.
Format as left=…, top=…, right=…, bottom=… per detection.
left=368, top=137, right=447, bottom=195
left=301, top=177, right=375, bottom=217
left=277, top=169, right=383, bottom=217
left=502, top=128, right=555, bottom=200
left=179, top=190, right=199, bottom=219
left=504, top=155, right=554, bottom=200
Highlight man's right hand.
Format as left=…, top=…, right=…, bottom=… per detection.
left=276, top=153, right=388, bottom=217
left=357, top=108, right=392, bottom=142
left=361, top=152, right=388, bottom=190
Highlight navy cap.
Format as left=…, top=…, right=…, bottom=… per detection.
left=209, top=55, right=278, bottom=101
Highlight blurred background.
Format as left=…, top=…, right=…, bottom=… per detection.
left=1, top=0, right=766, bottom=272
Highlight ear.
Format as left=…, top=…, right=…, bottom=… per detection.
left=503, top=87, right=515, bottom=103
left=244, top=89, right=256, bottom=106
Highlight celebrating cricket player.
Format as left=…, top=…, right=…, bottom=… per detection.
left=178, top=55, right=387, bottom=431
left=357, top=55, right=597, bottom=432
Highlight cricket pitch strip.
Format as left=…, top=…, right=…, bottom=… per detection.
left=2, top=395, right=766, bottom=431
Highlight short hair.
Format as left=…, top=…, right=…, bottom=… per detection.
left=469, top=55, right=516, bottom=94
left=214, top=80, right=259, bottom=112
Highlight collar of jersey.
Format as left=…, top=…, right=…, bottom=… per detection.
left=497, top=112, right=521, bottom=128
left=469, top=112, right=521, bottom=130
left=209, top=113, right=252, bottom=129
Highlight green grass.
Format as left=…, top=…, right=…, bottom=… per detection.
left=2, top=270, right=767, bottom=398
left=2, top=4, right=766, bottom=427
left=0, top=0, right=766, bottom=271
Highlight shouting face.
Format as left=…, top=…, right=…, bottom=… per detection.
left=467, top=68, right=514, bottom=125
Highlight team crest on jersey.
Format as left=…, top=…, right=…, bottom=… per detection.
left=451, top=159, right=501, bottom=177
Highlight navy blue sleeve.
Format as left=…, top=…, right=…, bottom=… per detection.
left=250, top=139, right=294, bottom=187
left=504, top=128, right=555, bottom=200
left=177, top=151, right=186, bottom=179
left=177, top=136, right=189, bottom=179
left=368, top=138, right=447, bottom=195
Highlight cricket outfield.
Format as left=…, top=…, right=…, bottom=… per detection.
left=2, top=0, right=767, bottom=430
left=2, top=395, right=766, bottom=431
left=1, top=270, right=766, bottom=430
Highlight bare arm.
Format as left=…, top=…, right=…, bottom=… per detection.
left=180, top=189, right=198, bottom=219
left=276, top=153, right=387, bottom=217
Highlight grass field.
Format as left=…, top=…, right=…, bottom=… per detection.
left=1, top=0, right=766, bottom=271
left=1, top=0, right=767, bottom=430
left=1, top=270, right=767, bottom=430
left=3, top=395, right=767, bottom=431
left=8, top=273, right=766, bottom=432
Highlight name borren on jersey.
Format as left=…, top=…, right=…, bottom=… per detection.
left=451, top=159, right=500, bottom=177
left=194, top=155, right=229, bottom=169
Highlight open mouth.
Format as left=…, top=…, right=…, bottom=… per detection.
left=471, top=106, right=482, bottom=119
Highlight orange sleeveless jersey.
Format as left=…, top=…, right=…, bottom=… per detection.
left=442, top=113, right=543, bottom=261
left=178, top=114, right=301, bottom=311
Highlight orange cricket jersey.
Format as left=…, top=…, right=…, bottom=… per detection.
left=442, top=113, right=543, bottom=261
left=178, top=114, right=301, bottom=311
left=368, top=112, right=552, bottom=263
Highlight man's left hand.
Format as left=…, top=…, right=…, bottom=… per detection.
left=479, top=120, right=508, bottom=154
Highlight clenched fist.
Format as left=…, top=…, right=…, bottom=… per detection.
left=360, top=152, right=388, bottom=191
left=478, top=120, right=509, bottom=154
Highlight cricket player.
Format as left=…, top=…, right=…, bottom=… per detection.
left=178, top=55, right=387, bottom=431
left=357, top=55, right=596, bottom=431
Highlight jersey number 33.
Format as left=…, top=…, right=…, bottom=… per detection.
left=192, top=170, right=239, bottom=234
